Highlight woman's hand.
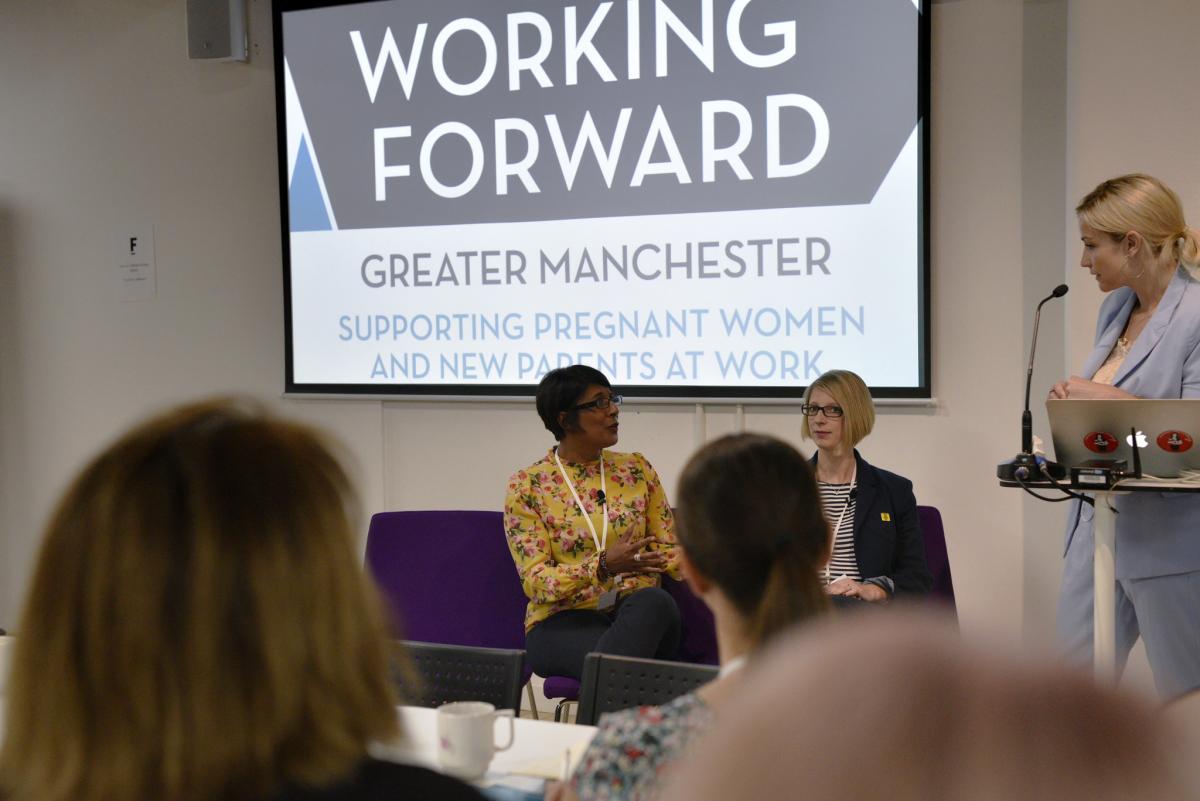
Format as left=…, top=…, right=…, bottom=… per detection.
left=1049, top=376, right=1138, bottom=400
left=604, top=536, right=669, bottom=575
left=824, top=578, right=889, bottom=602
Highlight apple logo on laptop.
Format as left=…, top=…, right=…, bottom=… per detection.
left=1126, top=430, right=1149, bottom=449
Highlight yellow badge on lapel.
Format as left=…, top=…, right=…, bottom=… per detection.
left=880, top=512, right=892, bottom=522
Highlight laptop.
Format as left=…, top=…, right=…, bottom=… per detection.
left=1046, top=399, right=1200, bottom=478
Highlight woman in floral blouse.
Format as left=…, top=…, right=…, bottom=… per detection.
left=554, top=433, right=832, bottom=801
left=505, top=365, right=683, bottom=681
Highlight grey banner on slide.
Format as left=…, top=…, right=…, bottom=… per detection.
left=284, top=0, right=917, bottom=230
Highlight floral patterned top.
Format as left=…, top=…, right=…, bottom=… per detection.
left=504, top=448, right=681, bottom=632
left=569, top=692, right=712, bottom=801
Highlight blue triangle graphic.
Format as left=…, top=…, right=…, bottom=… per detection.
left=289, top=134, right=332, bottom=232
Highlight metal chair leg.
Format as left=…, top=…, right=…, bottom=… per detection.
left=524, top=681, right=540, bottom=719
left=554, top=699, right=576, bottom=722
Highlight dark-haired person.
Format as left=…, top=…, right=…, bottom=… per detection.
left=802, top=369, right=931, bottom=602
left=549, top=433, right=831, bottom=801
left=504, top=365, right=682, bottom=682
left=1049, top=174, right=1200, bottom=698
left=0, top=399, right=484, bottom=801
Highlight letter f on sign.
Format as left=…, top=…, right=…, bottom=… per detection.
left=129, top=237, right=138, bottom=254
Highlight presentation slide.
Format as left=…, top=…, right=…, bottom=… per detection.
left=276, top=0, right=928, bottom=398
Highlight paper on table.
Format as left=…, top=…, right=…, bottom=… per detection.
left=501, top=738, right=590, bottom=780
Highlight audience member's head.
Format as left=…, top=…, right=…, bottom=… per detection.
left=0, top=399, right=399, bottom=801
left=662, top=613, right=1199, bottom=801
left=674, top=433, right=829, bottom=648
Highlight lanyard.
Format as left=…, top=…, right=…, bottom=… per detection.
left=822, top=463, right=857, bottom=583
left=554, top=448, right=608, bottom=553
left=718, top=654, right=748, bottom=679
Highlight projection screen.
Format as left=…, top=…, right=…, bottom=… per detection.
left=274, top=0, right=930, bottom=399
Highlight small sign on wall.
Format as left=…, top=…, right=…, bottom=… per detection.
left=114, top=225, right=156, bottom=301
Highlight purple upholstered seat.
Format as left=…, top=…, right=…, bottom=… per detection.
left=364, top=509, right=581, bottom=714
left=542, top=675, right=581, bottom=701
left=663, top=576, right=719, bottom=665
left=364, top=510, right=722, bottom=719
left=364, top=510, right=528, bottom=664
left=917, top=505, right=956, bottom=615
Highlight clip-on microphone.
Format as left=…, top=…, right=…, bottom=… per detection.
left=998, top=284, right=1069, bottom=482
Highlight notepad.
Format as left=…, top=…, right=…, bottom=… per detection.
left=501, top=738, right=591, bottom=780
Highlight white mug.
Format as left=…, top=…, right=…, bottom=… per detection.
left=436, top=701, right=515, bottom=780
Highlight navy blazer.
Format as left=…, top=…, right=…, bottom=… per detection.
left=811, top=450, right=932, bottom=597
left=1061, top=265, right=1200, bottom=579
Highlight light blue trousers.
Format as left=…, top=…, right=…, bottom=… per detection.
left=1058, top=523, right=1200, bottom=699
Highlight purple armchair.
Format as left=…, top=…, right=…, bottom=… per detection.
left=364, top=509, right=720, bottom=720
left=663, top=576, right=719, bottom=665
left=365, top=509, right=599, bottom=718
left=917, top=505, right=956, bottom=615
left=364, top=511, right=541, bottom=710
left=365, top=510, right=526, bottom=647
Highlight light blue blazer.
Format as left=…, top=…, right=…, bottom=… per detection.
left=1062, top=265, right=1200, bottom=579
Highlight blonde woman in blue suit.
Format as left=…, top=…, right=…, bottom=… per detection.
left=1049, top=174, right=1200, bottom=698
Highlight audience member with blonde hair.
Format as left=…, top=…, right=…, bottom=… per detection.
left=552, top=433, right=831, bottom=801
left=0, top=399, right=483, bottom=801
left=1049, top=174, right=1200, bottom=697
left=662, top=613, right=1200, bottom=801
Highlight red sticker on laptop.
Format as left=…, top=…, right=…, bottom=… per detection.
left=1083, top=432, right=1119, bottom=453
left=1157, top=431, right=1194, bottom=452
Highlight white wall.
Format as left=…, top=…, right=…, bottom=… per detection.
left=1064, top=0, right=1200, bottom=368
left=2, top=0, right=1196, bottom=685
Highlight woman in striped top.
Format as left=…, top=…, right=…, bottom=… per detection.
left=801, top=370, right=932, bottom=601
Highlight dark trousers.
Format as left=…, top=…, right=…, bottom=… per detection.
left=525, top=587, right=681, bottom=680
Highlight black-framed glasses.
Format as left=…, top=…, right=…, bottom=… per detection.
left=801, top=403, right=844, bottom=418
left=573, top=394, right=623, bottom=412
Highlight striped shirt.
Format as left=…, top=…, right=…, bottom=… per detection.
left=819, top=481, right=861, bottom=583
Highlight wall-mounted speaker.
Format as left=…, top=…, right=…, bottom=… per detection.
left=186, top=0, right=248, bottom=62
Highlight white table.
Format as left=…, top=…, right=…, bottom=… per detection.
left=374, top=706, right=597, bottom=786
left=0, top=701, right=593, bottom=786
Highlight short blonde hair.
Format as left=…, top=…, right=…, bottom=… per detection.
left=1077, top=173, right=1200, bottom=272
left=801, top=370, right=875, bottom=448
left=0, top=399, right=400, bottom=801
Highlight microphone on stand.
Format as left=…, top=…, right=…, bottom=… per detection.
left=998, top=284, right=1069, bottom=481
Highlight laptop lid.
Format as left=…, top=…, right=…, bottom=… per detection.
left=1046, top=399, right=1200, bottom=478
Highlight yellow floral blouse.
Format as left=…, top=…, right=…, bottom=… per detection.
left=504, top=448, right=681, bottom=632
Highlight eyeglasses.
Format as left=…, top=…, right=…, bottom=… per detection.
left=801, top=403, right=844, bottom=418
left=573, top=394, right=623, bottom=412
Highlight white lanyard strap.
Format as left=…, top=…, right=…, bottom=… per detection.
left=554, top=449, right=609, bottom=553
left=718, top=654, right=748, bottom=679
left=822, top=463, right=857, bottom=582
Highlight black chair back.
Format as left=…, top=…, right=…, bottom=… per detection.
left=393, top=640, right=525, bottom=712
left=576, top=652, right=719, bottom=726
